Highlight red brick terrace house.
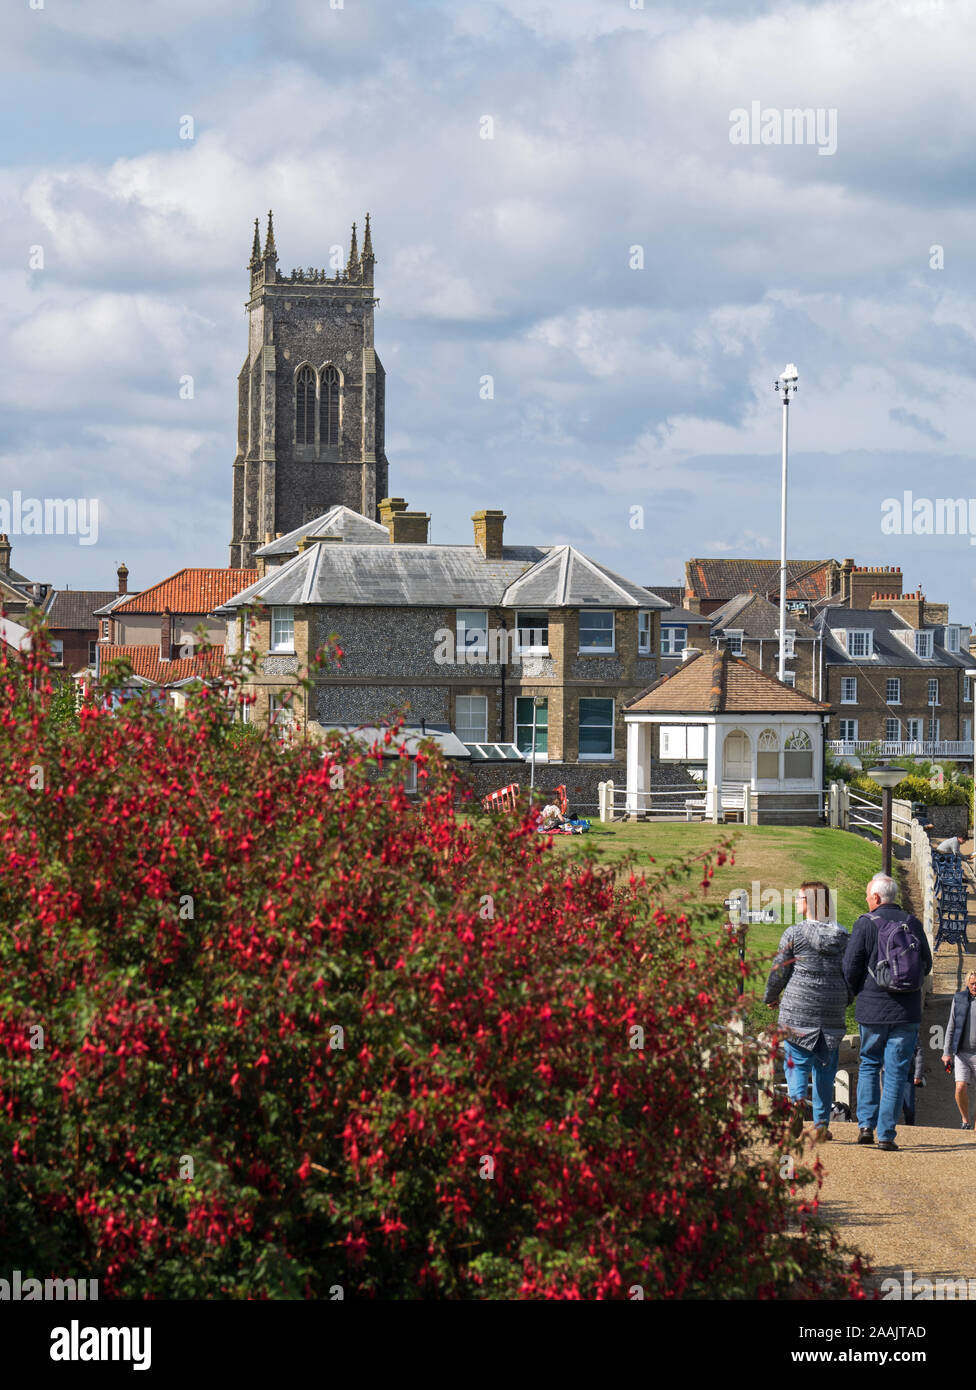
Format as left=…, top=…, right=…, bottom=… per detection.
left=86, top=567, right=257, bottom=707
left=683, top=557, right=840, bottom=617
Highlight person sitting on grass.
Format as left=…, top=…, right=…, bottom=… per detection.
left=763, top=881, right=851, bottom=1142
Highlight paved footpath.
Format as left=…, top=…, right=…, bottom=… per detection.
left=811, top=839, right=976, bottom=1296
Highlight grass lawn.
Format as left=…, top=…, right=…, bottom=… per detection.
left=553, top=821, right=889, bottom=1036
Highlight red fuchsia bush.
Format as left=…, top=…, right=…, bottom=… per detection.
left=0, top=629, right=869, bottom=1299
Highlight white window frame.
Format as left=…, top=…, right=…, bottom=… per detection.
left=906, top=718, right=922, bottom=742
left=841, top=676, right=857, bottom=704
left=726, top=629, right=743, bottom=656
left=927, top=716, right=941, bottom=741
left=578, top=697, right=615, bottom=760
left=515, top=610, right=549, bottom=655
left=847, top=630, right=873, bottom=658
left=455, top=694, right=488, bottom=743
left=578, top=610, right=615, bottom=654
left=838, top=719, right=858, bottom=741
left=49, top=638, right=64, bottom=666
left=660, top=625, right=687, bottom=656
left=456, top=609, right=489, bottom=659
left=914, top=631, right=933, bottom=658
left=271, top=606, right=295, bottom=653
left=637, top=610, right=651, bottom=655
left=776, top=629, right=796, bottom=658
left=885, top=717, right=901, bottom=741
left=946, top=626, right=961, bottom=653
left=268, top=694, right=294, bottom=728
left=515, top=696, right=548, bottom=759
left=928, top=678, right=940, bottom=706
left=886, top=678, right=901, bottom=704
left=966, top=676, right=973, bottom=703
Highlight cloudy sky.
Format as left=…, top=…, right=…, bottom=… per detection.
left=3, top=0, right=976, bottom=621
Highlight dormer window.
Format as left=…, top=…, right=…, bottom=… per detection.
left=914, top=631, right=933, bottom=658
left=945, top=625, right=960, bottom=653
left=726, top=630, right=743, bottom=656
left=776, top=629, right=796, bottom=658
left=846, top=630, right=872, bottom=658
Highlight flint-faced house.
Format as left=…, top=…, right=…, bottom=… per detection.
left=216, top=502, right=670, bottom=802
left=624, top=647, right=831, bottom=825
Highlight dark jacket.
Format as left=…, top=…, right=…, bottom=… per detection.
left=946, top=988, right=976, bottom=1056
left=843, top=903, right=932, bottom=1026
left=763, top=919, right=851, bottom=1051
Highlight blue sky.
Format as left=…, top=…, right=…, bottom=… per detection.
left=2, top=0, right=976, bottom=621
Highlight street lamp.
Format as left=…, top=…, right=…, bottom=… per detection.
left=529, top=695, right=545, bottom=792
left=867, top=763, right=906, bottom=877
left=773, top=365, right=798, bottom=683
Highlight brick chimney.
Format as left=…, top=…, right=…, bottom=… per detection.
left=117, top=562, right=128, bottom=596
left=839, top=558, right=855, bottom=603
left=379, top=496, right=430, bottom=544
left=849, top=564, right=901, bottom=609
left=0, top=534, right=11, bottom=577
left=472, top=509, right=506, bottom=560
left=871, top=589, right=925, bottom=628
left=160, top=609, right=173, bottom=661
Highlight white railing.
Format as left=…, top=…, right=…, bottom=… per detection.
left=828, top=739, right=973, bottom=758
left=598, top=782, right=825, bottom=824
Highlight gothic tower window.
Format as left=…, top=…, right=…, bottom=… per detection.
left=296, top=365, right=316, bottom=445
left=320, top=365, right=340, bottom=448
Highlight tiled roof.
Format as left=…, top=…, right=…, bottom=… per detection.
left=626, top=648, right=830, bottom=714
left=661, top=605, right=711, bottom=625
left=96, top=644, right=225, bottom=686
left=645, top=585, right=684, bottom=607
left=686, top=558, right=834, bottom=602
left=112, top=569, right=259, bottom=615
left=47, top=590, right=118, bottom=631
left=710, top=592, right=817, bottom=639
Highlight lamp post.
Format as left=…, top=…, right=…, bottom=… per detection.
left=773, top=365, right=798, bottom=683
left=965, top=668, right=976, bottom=870
left=867, top=763, right=906, bottom=877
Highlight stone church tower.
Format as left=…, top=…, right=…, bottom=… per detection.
left=229, top=212, right=389, bottom=567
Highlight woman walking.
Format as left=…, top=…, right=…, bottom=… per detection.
left=763, top=881, right=851, bottom=1139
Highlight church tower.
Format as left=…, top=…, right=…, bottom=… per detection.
left=229, top=212, right=389, bottom=567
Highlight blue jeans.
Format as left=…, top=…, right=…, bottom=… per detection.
left=783, top=1038, right=839, bottom=1127
left=857, top=1023, right=919, bottom=1142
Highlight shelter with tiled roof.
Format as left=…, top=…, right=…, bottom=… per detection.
left=622, top=648, right=831, bottom=826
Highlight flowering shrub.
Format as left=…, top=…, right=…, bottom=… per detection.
left=0, top=633, right=868, bottom=1299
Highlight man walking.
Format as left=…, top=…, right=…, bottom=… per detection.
left=941, top=971, right=976, bottom=1129
left=844, top=872, right=932, bottom=1151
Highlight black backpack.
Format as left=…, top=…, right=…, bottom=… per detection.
left=866, top=911, right=924, bottom=994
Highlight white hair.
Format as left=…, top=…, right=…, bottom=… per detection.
left=867, top=873, right=898, bottom=903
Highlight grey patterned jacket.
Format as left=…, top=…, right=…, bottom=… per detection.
left=763, top=919, right=852, bottom=1051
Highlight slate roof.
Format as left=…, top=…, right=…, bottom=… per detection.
left=501, top=547, right=669, bottom=609
left=215, top=542, right=668, bottom=612
left=112, top=569, right=259, bottom=616
left=96, top=644, right=226, bottom=686
left=661, top=605, right=711, bottom=625
left=47, top=590, right=118, bottom=631
left=626, top=648, right=831, bottom=714
left=686, top=558, right=835, bottom=603
left=817, top=607, right=971, bottom=669
left=710, top=592, right=818, bottom=640
left=256, top=505, right=390, bottom=557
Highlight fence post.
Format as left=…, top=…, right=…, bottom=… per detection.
left=709, top=784, right=720, bottom=824
left=742, top=783, right=751, bottom=825
left=828, top=781, right=838, bottom=828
